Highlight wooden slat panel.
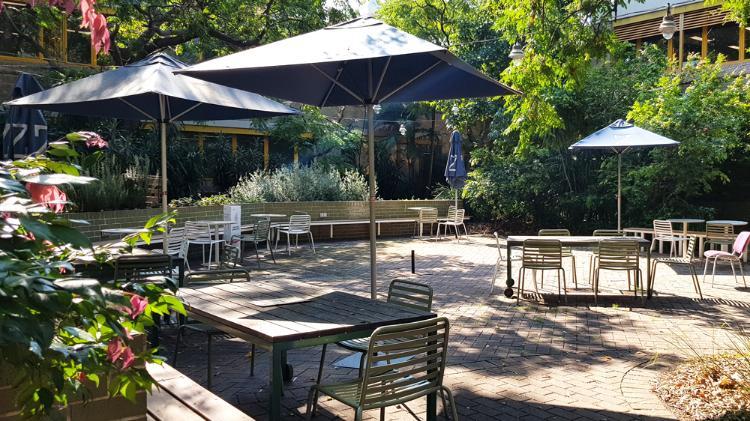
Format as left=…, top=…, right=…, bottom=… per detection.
left=614, top=6, right=729, bottom=41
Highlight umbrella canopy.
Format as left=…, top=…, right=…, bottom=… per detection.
left=2, top=73, right=48, bottom=159
left=178, top=17, right=518, bottom=299
left=5, top=52, right=298, bottom=223
left=444, top=130, right=467, bottom=209
left=569, top=119, right=680, bottom=230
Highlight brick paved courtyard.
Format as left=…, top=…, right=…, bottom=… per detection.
left=163, top=235, right=750, bottom=420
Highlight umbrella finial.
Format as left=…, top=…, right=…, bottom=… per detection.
left=610, top=119, right=633, bottom=129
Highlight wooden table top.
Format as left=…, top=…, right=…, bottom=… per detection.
left=506, top=235, right=650, bottom=246
left=179, top=281, right=435, bottom=344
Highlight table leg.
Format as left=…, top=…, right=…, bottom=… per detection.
left=214, top=226, right=221, bottom=268
left=270, top=345, right=284, bottom=421
left=504, top=242, right=514, bottom=298
left=177, top=258, right=185, bottom=288
left=681, top=224, right=689, bottom=257
left=647, top=248, right=652, bottom=299
left=426, top=391, right=437, bottom=421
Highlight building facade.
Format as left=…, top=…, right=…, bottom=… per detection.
left=614, top=0, right=746, bottom=69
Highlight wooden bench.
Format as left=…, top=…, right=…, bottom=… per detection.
left=147, top=362, right=254, bottom=421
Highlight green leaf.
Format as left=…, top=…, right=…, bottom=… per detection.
left=0, top=177, right=27, bottom=194
left=62, top=326, right=96, bottom=343
left=22, top=174, right=96, bottom=185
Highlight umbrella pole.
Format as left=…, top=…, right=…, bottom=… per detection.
left=367, top=104, right=377, bottom=300
left=160, top=121, right=168, bottom=253
left=455, top=188, right=458, bottom=209
left=617, top=153, right=622, bottom=232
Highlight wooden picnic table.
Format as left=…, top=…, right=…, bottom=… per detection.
left=502, top=235, right=652, bottom=299
left=178, top=281, right=437, bottom=421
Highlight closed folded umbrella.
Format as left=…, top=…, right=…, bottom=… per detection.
left=444, top=130, right=467, bottom=209
left=178, top=17, right=519, bottom=298
left=569, top=119, right=679, bottom=230
left=2, top=73, right=47, bottom=159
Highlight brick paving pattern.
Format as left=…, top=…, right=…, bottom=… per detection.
left=161, top=235, right=750, bottom=420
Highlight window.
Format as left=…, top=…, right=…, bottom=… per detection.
left=0, top=6, right=41, bottom=58
left=683, top=27, right=703, bottom=60
left=707, top=23, right=740, bottom=61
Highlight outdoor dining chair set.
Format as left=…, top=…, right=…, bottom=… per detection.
left=413, top=205, right=469, bottom=241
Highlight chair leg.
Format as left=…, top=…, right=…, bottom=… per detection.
left=268, top=242, right=276, bottom=263
left=730, top=260, right=738, bottom=284
left=571, top=256, right=577, bottom=289
left=254, top=243, right=261, bottom=268
left=594, top=268, right=600, bottom=305
left=490, top=258, right=500, bottom=294
left=442, top=385, right=459, bottom=421
left=560, top=269, right=568, bottom=304
left=275, top=233, right=280, bottom=252
left=703, top=258, right=710, bottom=282
left=380, top=407, right=385, bottom=421
left=739, top=261, right=747, bottom=287
left=712, top=259, right=718, bottom=286
left=637, top=269, right=644, bottom=300
left=309, top=232, right=316, bottom=254
left=287, top=233, right=291, bottom=256
left=517, top=268, right=525, bottom=304
left=689, top=265, right=703, bottom=299
left=357, top=351, right=366, bottom=378
left=305, top=385, right=319, bottom=421
left=532, top=270, right=540, bottom=293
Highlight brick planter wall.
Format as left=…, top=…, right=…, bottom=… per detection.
left=65, top=200, right=462, bottom=242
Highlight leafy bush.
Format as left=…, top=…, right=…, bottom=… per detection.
left=229, top=164, right=371, bottom=203
left=0, top=133, right=183, bottom=416
left=67, top=154, right=150, bottom=212
left=169, top=194, right=233, bottom=207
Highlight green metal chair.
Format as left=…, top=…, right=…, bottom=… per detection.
left=235, top=218, right=276, bottom=267
left=306, top=317, right=458, bottom=421
left=538, top=229, right=577, bottom=288
left=518, top=239, right=567, bottom=304
left=593, top=239, right=643, bottom=304
left=172, top=271, right=255, bottom=390
left=315, top=280, right=433, bottom=384
left=588, top=229, right=625, bottom=284
left=649, top=236, right=703, bottom=299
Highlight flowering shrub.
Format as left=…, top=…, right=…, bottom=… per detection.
left=0, top=133, right=184, bottom=416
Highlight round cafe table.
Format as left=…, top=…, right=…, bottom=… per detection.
left=667, top=218, right=705, bottom=256
left=706, top=220, right=748, bottom=227
left=193, top=220, right=235, bottom=268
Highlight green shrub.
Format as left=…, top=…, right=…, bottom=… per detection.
left=66, top=154, right=150, bottom=211
left=229, top=164, right=371, bottom=203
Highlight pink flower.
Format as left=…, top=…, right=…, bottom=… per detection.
left=76, top=131, right=108, bottom=149
left=26, top=183, right=67, bottom=214
left=80, top=0, right=110, bottom=54
left=126, top=295, right=148, bottom=319
left=107, top=338, right=125, bottom=364
left=76, top=372, right=88, bottom=382
left=120, top=347, right=136, bottom=370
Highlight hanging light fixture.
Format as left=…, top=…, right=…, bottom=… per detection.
left=508, top=42, right=525, bottom=63
left=373, top=104, right=382, bottom=114
left=659, top=3, right=677, bottom=40
left=451, top=104, right=460, bottom=114
left=399, top=123, right=407, bottom=136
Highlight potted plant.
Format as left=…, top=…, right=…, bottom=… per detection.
left=0, top=132, right=184, bottom=419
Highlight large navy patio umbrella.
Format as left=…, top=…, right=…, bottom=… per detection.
left=569, top=119, right=679, bottom=230
left=6, top=53, right=298, bottom=249
left=2, top=73, right=48, bottom=159
left=178, top=17, right=519, bottom=298
left=445, top=130, right=467, bottom=209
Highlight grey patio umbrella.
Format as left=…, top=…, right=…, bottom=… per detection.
left=2, top=73, right=48, bottom=159
left=569, top=119, right=679, bottom=231
left=177, top=17, right=519, bottom=298
left=444, top=130, right=467, bottom=209
left=5, top=53, right=298, bottom=249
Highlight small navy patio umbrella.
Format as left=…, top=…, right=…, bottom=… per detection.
left=569, top=119, right=679, bottom=230
left=444, top=130, right=467, bottom=209
left=2, top=73, right=47, bottom=159
left=6, top=53, right=298, bottom=251
left=178, top=17, right=519, bottom=298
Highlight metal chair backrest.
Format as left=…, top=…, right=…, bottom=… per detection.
left=522, top=239, right=562, bottom=268
left=359, top=317, right=450, bottom=410
left=732, top=231, right=750, bottom=256
left=448, top=205, right=456, bottom=213
left=387, top=279, right=433, bottom=312
left=220, top=243, right=241, bottom=268
left=288, top=214, right=311, bottom=232
left=706, top=223, right=734, bottom=240
left=166, top=226, right=186, bottom=255
left=593, top=229, right=624, bottom=237
left=597, top=240, right=640, bottom=269
left=451, top=208, right=465, bottom=224
left=684, top=236, right=697, bottom=259
left=538, top=229, right=571, bottom=236
left=114, top=254, right=173, bottom=283
left=419, top=208, right=438, bottom=224
left=185, top=221, right=212, bottom=241
left=252, top=218, right=272, bottom=242
left=652, top=220, right=674, bottom=239
left=494, top=232, right=502, bottom=252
